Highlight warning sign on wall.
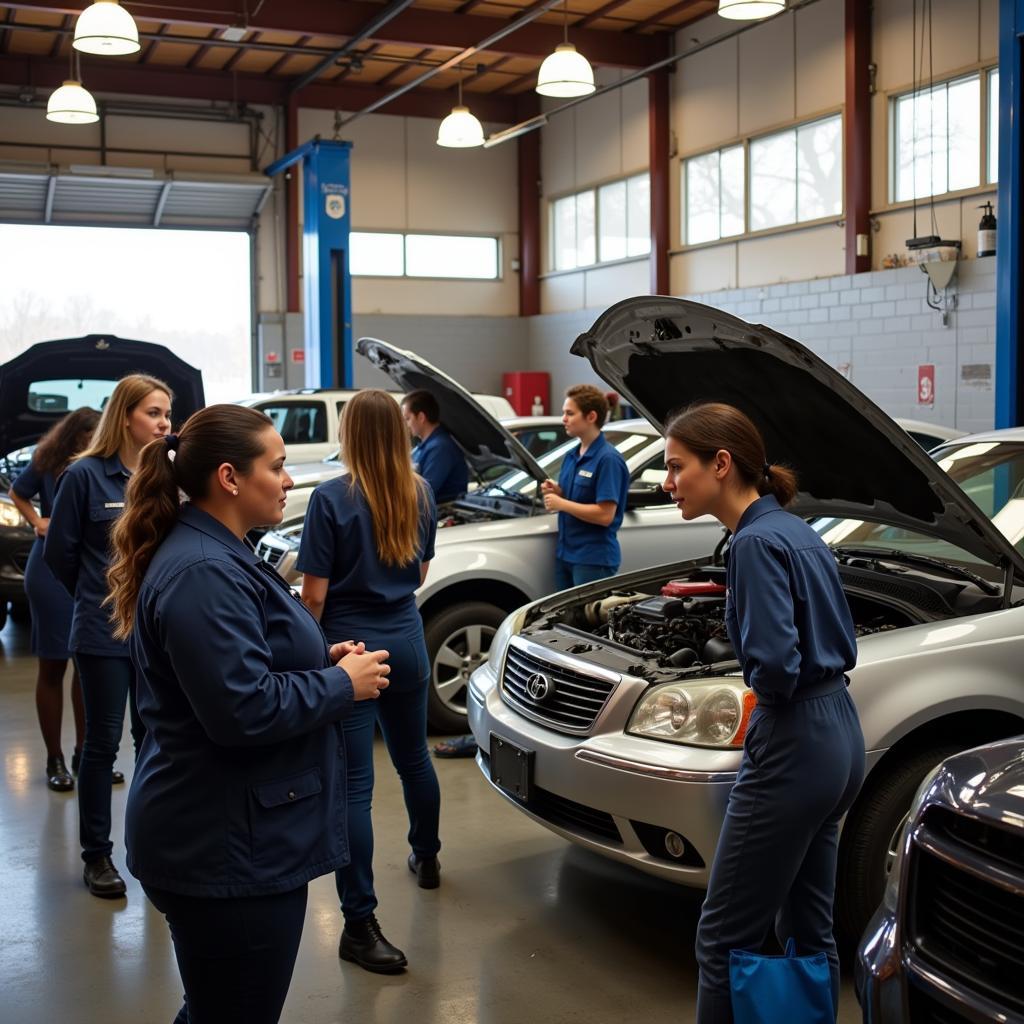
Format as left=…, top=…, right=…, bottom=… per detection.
left=291, top=350, right=305, bottom=363
left=917, top=364, right=935, bottom=406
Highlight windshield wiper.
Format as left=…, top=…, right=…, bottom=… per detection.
left=831, top=546, right=1000, bottom=595
left=476, top=483, right=538, bottom=506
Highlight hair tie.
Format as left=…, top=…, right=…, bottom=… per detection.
left=763, top=461, right=771, bottom=479
left=165, top=434, right=180, bottom=458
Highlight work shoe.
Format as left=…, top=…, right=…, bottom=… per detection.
left=83, top=856, right=127, bottom=899
left=46, top=755, right=74, bottom=792
left=339, top=914, right=407, bottom=973
left=408, top=853, right=440, bottom=889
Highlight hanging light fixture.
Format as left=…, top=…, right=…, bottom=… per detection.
left=717, top=0, right=786, bottom=19
left=46, top=49, right=99, bottom=124
left=436, top=76, right=484, bottom=148
left=73, top=0, right=140, bottom=56
left=536, top=0, right=595, bottom=98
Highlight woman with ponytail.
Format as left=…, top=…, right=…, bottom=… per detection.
left=107, top=404, right=390, bottom=1024
left=297, top=389, right=441, bottom=974
left=44, top=374, right=172, bottom=898
left=660, top=402, right=864, bottom=1024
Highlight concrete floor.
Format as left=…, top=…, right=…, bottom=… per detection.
left=0, top=615, right=863, bottom=1024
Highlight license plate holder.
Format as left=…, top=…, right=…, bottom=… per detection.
left=489, top=734, right=534, bottom=803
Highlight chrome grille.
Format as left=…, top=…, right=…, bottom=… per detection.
left=256, top=538, right=285, bottom=568
left=500, top=640, right=617, bottom=734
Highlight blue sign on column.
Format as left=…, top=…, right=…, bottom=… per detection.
left=266, top=138, right=353, bottom=388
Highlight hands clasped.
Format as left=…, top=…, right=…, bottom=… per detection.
left=330, top=641, right=391, bottom=701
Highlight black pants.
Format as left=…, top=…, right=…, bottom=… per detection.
left=695, top=681, right=865, bottom=1024
left=143, top=884, right=308, bottom=1024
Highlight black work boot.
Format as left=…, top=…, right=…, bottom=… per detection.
left=83, top=856, right=127, bottom=899
left=46, top=755, right=74, bottom=792
left=407, top=853, right=440, bottom=889
left=339, top=914, right=407, bottom=973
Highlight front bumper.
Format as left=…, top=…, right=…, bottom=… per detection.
left=467, top=659, right=740, bottom=886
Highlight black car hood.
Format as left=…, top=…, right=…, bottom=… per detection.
left=571, top=296, right=1024, bottom=574
left=0, top=335, right=205, bottom=455
left=356, top=338, right=547, bottom=483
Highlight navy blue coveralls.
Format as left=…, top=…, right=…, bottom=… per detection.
left=554, top=431, right=630, bottom=589
left=128, top=504, right=355, bottom=1024
left=413, top=425, right=468, bottom=503
left=295, top=473, right=441, bottom=923
left=11, top=456, right=73, bottom=660
left=44, top=453, right=145, bottom=864
left=695, top=495, right=865, bottom=1024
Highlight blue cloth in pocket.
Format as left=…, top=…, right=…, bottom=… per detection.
left=729, top=939, right=833, bottom=1024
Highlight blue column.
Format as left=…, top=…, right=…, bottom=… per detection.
left=996, top=0, right=1024, bottom=427
left=266, top=139, right=353, bottom=388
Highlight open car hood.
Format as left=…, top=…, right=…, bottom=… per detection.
left=571, top=297, right=1024, bottom=575
left=356, top=338, right=547, bottom=484
left=0, top=334, right=205, bottom=455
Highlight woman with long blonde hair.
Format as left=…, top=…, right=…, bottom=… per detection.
left=44, top=373, right=172, bottom=898
left=298, top=388, right=442, bottom=974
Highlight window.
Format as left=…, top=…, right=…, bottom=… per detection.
left=551, top=173, right=650, bottom=271
left=988, top=68, right=1000, bottom=184
left=684, top=145, right=745, bottom=245
left=256, top=401, right=328, bottom=445
left=893, top=73, right=981, bottom=202
left=27, top=379, right=115, bottom=413
left=350, top=231, right=499, bottom=279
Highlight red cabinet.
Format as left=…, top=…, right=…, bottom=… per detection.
left=502, top=371, right=550, bottom=416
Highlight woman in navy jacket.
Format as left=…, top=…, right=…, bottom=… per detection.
left=8, top=406, right=98, bottom=791
left=105, top=404, right=390, bottom=1024
left=298, top=389, right=441, bottom=974
left=660, top=403, right=864, bottom=1024
left=44, top=374, right=173, bottom=897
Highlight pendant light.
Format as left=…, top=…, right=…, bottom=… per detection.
left=717, top=0, right=786, bottom=19
left=536, top=0, right=595, bottom=98
left=436, top=76, right=484, bottom=148
left=46, top=49, right=99, bottom=124
left=73, top=0, right=140, bottom=56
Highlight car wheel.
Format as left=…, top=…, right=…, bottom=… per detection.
left=836, top=743, right=962, bottom=948
left=424, top=601, right=506, bottom=733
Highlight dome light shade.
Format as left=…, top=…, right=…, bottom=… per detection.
left=717, top=0, right=785, bottom=19
left=536, top=43, right=595, bottom=98
left=436, top=105, right=484, bottom=148
left=73, top=0, right=140, bottom=55
left=46, top=80, right=99, bottom=124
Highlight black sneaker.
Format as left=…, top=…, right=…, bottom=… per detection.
left=339, top=914, right=407, bottom=973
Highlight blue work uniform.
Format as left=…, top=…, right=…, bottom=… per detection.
left=695, top=495, right=865, bottom=1024
left=554, top=431, right=630, bottom=585
left=413, top=425, right=468, bottom=503
left=296, top=474, right=441, bottom=922
left=11, top=457, right=72, bottom=659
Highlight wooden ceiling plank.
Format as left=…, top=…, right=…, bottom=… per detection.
left=267, top=33, right=311, bottom=76
left=221, top=28, right=258, bottom=71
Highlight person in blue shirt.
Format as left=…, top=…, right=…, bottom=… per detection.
left=8, top=407, right=99, bottom=791
left=104, top=404, right=389, bottom=1024
left=541, top=383, right=630, bottom=590
left=660, top=402, right=864, bottom=1024
left=402, top=389, right=468, bottom=503
left=298, top=389, right=441, bottom=974
left=44, top=374, right=173, bottom=898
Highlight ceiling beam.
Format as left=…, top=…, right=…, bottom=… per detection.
left=575, top=0, right=635, bottom=29
left=0, top=0, right=667, bottom=67
left=628, top=0, right=707, bottom=33
left=373, top=46, right=432, bottom=89
left=185, top=28, right=219, bottom=70
left=266, top=34, right=310, bottom=77
left=331, top=42, right=381, bottom=83
left=221, top=29, right=258, bottom=72
left=138, top=21, right=167, bottom=65
left=47, top=12, right=67, bottom=57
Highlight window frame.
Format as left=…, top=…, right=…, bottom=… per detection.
left=349, top=229, right=502, bottom=281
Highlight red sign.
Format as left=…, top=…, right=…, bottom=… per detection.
left=265, top=351, right=279, bottom=364
left=291, top=349, right=305, bottom=363
left=918, top=364, right=935, bottom=406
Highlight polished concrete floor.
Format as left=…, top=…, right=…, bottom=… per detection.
left=0, top=615, right=862, bottom=1024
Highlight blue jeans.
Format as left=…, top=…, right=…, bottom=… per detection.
left=554, top=559, right=619, bottom=590
left=333, top=629, right=441, bottom=922
left=74, top=653, right=144, bottom=863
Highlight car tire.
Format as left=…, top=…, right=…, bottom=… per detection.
left=424, top=601, right=507, bottom=734
left=836, top=743, right=963, bottom=948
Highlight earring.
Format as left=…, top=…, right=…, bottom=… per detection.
left=232, top=488, right=239, bottom=496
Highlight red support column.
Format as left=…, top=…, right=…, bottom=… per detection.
left=648, top=68, right=670, bottom=295
left=845, top=0, right=871, bottom=275
left=518, top=131, right=541, bottom=317
left=285, top=94, right=301, bottom=313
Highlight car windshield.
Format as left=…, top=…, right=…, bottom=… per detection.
left=812, top=440, right=1024, bottom=577
left=475, top=429, right=654, bottom=500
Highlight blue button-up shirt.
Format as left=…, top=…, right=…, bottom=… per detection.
left=725, top=494, right=856, bottom=705
left=11, top=456, right=58, bottom=517
left=555, top=432, right=630, bottom=567
left=295, top=474, right=437, bottom=639
left=126, top=504, right=354, bottom=897
left=43, top=454, right=130, bottom=657
left=413, top=426, right=468, bottom=503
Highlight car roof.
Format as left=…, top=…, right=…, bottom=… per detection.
left=934, top=426, right=1024, bottom=445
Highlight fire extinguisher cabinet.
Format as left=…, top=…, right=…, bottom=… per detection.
left=502, top=371, right=550, bottom=416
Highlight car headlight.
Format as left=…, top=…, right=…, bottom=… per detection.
left=0, top=501, right=28, bottom=528
left=627, top=678, right=756, bottom=748
left=487, top=608, right=528, bottom=674
left=882, top=764, right=943, bottom=912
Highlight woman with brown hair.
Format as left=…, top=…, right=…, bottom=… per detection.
left=9, top=406, right=99, bottom=791
left=298, top=388, right=442, bottom=974
left=44, top=374, right=172, bottom=898
left=106, top=403, right=390, bottom=1024
left=660, top=402, right=864, bottom=1024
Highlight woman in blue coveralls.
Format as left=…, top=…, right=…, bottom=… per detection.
left=298, top=388, right=442, bottom=975
left=8, top=407, right=99, bottom=790
left=44, top=374, right=173, bottom=898
left=105, top=404, right=390, bottom=1024
left=660, top=402, right=865, bottom=1024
